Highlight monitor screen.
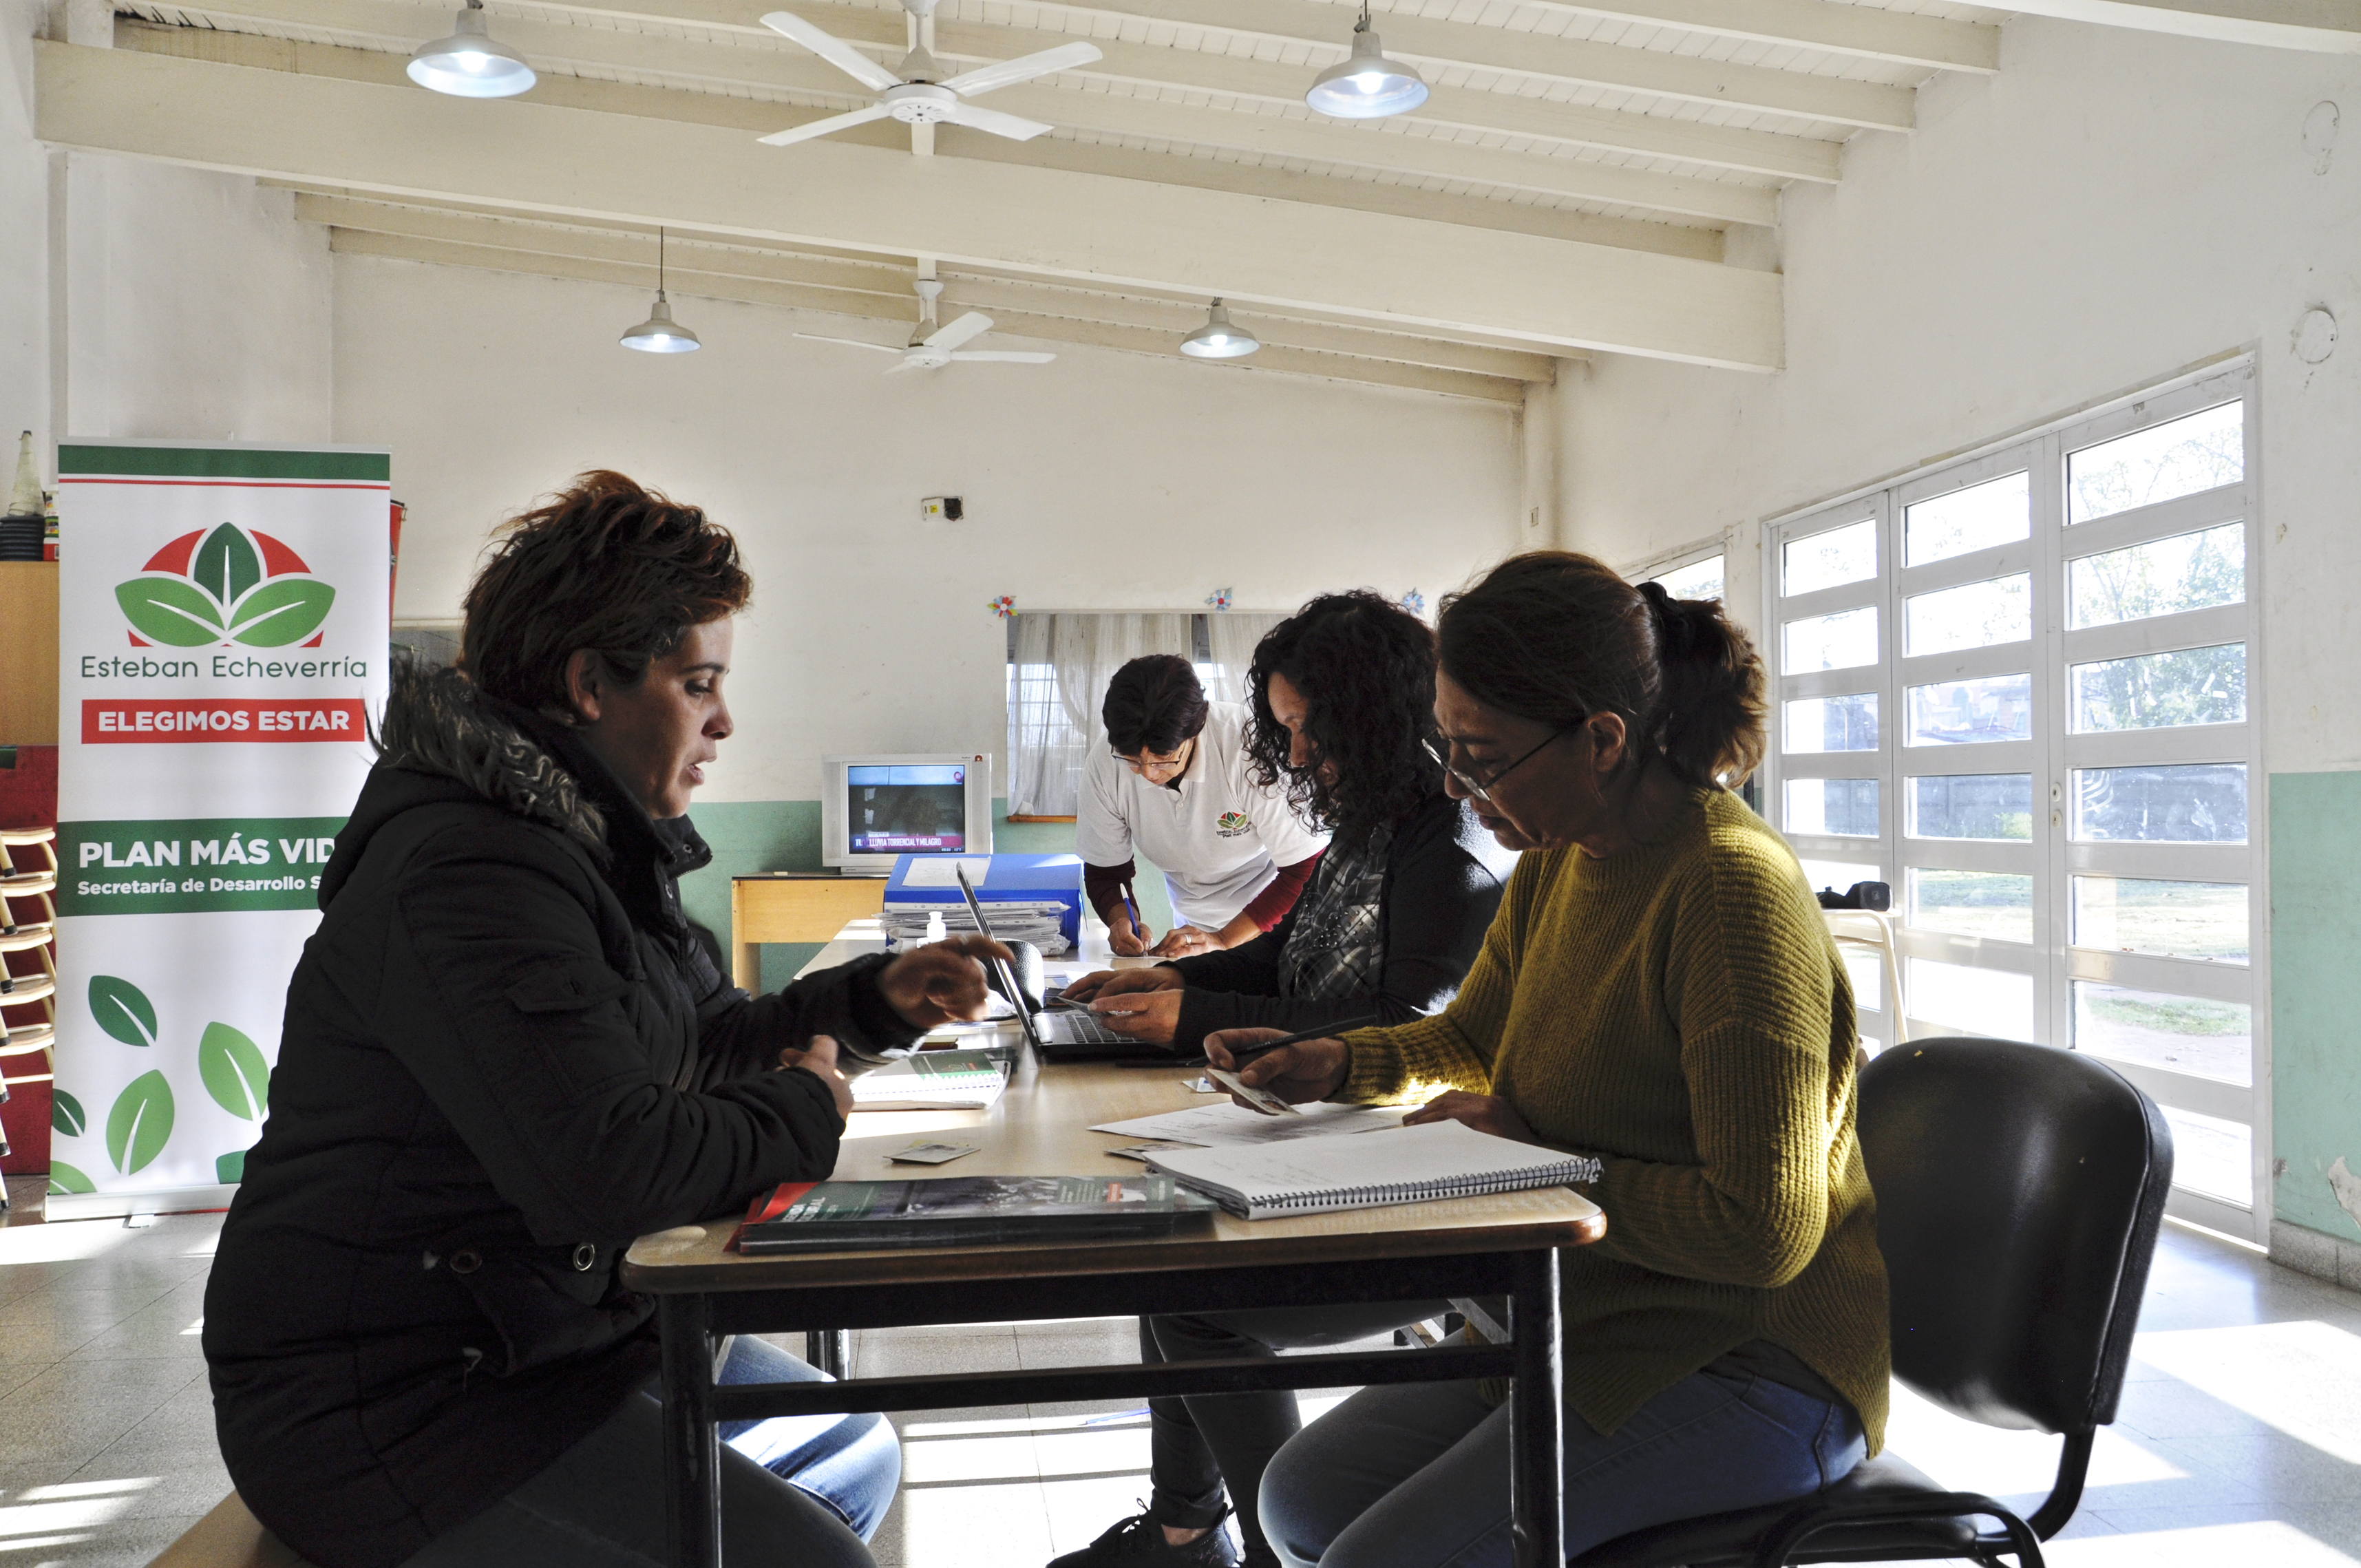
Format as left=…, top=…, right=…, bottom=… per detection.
left=846, top=763, right=969, bottom=854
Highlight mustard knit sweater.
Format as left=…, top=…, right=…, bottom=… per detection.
left=1339, top=787, right=1891, bottom=1450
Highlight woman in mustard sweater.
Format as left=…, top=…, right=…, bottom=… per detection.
left=1222, top=552, right=1889, bottom=1567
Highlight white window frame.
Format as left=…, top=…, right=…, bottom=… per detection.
left=1761, top=361, right=2267, bottom=1242
left=1630, top=537, right=1728, bottom=603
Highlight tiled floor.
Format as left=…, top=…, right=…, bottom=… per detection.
left=0, top=1183, right=2357, bottom=1567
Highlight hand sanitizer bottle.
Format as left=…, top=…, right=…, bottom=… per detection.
left=925, top=909, right=946, bottom=944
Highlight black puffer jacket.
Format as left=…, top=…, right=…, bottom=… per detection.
left=203, top=663, right=921, bottom=1568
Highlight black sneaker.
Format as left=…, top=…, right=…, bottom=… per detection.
left=1046, top=1506, right=1242, bottom=1568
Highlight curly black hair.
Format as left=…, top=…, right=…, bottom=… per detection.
left=1245, top=591, right=1445, bottom=851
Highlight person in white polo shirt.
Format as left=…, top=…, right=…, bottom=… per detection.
left=1077, top=655, right=1328, bottom=957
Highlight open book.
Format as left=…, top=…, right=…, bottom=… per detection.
left=849, top=1048, right=1008, bottom=1110
left=1143, top=1119, right=1602, bottom=1220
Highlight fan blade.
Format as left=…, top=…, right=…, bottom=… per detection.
left=949, top=352, right=1057, bottom=363
left=883, top=356, right=928, bottom=374
left=759, top=104, right=896, bottom=146
left=759, top=12, right=902, bottom=92
left=940, top=100, right=1057, bottom=142
left=924, top=311, right=995, bottom=352
left=938, top=40, right=1102, bottom=98
left=795, top=333, right=906, bottom=354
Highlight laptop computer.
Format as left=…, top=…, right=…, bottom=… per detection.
left=955, top=866, right=1176, bottom=1063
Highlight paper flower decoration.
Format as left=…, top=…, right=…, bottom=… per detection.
left=1204, top=588, right=1234, bottom=611
left=986, top=595, right=1016, bottom=619
left=1401, top=589, right=1427, bottom=615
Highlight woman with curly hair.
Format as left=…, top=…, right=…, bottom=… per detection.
left=1050, top=591, right=1518, bottom=1568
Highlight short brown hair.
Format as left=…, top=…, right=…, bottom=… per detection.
left=1437, top=551, right=1766, bottom=787
left=462, top=472, right=750, bottom=712
left=1102, top=655, right=1209, bottom=756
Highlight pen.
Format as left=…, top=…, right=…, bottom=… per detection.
left=1219, top=1015, right=1383, bottom=1069
left=1121, top=879, right=1141, bottom=935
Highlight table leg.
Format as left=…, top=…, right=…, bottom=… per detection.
left=660, top=1293, right=722, bottom=1568
left=1508, top=1248, right=1564, bottom=1568
left=804, top=1328, right=850, bottom=1377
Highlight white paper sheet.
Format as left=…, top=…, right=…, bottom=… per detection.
left=900, top=858, right=996, bottom=887
left=1089, top=1101, right=1408, bottom=1148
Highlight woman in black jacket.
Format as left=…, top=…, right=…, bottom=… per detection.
left=1050, top=593, right=1518, bottom=1568
left=202, top=473, right=1005, bottom=1568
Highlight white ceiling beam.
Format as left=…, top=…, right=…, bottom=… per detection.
left=128, top=10, right=1777, bottom=224
left=1506, top=0, right=2001, bottom=73
left=969, top=0, right=1916, bottom=131
left=217, top=0, right=1845, bottom=180
left=326, top=228, right=1532, bottom=400
left=40, top=41, right=1782, bottom=366
left=293, top=191, right=1565, bottom=377
left=1986, top=0, right=2361, bottom=53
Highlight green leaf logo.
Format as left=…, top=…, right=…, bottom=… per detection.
left=199, top=1023, right=271, bottom=1121
left=47, top=1161, right=94, bottom=1196
left=106, top=1071, right=176, bottom=1176
left=89, top=975, right=159, bottom=1047
left=116, top=579, right=226, bottom=647
left=226, top=578, right=336, bottom=648
left=192, top=522, right=263, bottom=607
left=52, top=1090, right=86, bottom=1138
left=215, top=1149, right=247, bottom=1184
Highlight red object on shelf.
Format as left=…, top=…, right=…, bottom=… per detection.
left=1, top=745, right=59, bottom=1176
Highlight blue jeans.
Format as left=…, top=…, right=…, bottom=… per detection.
left=404, top=1335, right=901, bottom=1566
left=1258, top=1357, right=1865, bottom=1568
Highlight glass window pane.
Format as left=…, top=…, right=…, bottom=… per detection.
left=2155, top=1104, right=2252, bottom=1205
left=1841, top=948, right=1883, bottom=1014
left=1799, top=858, right=1882, bottom=897
left=2072, top=763, right=2248, bottom=843
left=2071, top=643, right=2246, bottom=732
left=2072, top=877, right=2249, bottom=963
left=1783, top=695, right=1879, bottom=754
left=1908, top=957, right=2034, bottom=1040
left=1906, top=673, right=2033, bottom=747
left=1786, top=778, right=1879, bottom=838
left=2068, top=523, right=2245, bottom=629
left=1783, top=520, right=1876, bottom=597
left=1905, top=573, right=2031, bottom=657
left=1907, top=868, right=2035, bottom=944
left=1782, top=608, right=1878, bottom=673
left=2068, top=401, right=2244, bottom=526
left=1904, top=471, right=2029, bottom=566
left=2073, top=982, right=2252, bottom=1088
left=1908, top=774, right=2034, bottom=840
left=1649, top=555, right=1724, bottom=602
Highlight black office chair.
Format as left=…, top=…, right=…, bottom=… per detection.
left=1571, top=1037, right=2174, bottom=1568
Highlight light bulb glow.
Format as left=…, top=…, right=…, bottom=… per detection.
left=408, top=8, right=536, bottom=98
left=1304, top=30, right=1427, bottom=119
left=621, top=295, right=702, bottom=353
left=1181, top=300, right=1259, bottom=359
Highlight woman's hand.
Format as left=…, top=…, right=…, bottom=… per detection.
left=779, top=1033, right=856, bottom=1120
left=880, top=935, right=1013, bottom=1029
left=1106, top=918, right=1149, bottom=958
left=1063, top=968, right=1183, bottom=1003
left=1205, top=1028, right=1349, bottom=1106
left=1403, top=1091, right=1538, bottom=1145
left=1089, top=988, right=1183, bottom=1046
left=1150, top=925, right=1219, bottom=958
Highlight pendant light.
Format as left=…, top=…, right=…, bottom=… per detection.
left=407, top=0, right=536, bottom=98
left=1304, top=3, right=1428, bottom=120
left=620, top=229, right=703, bottom=354
left=1180, top=299, right=1259, bottom=360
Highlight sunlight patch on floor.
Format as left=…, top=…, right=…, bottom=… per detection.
left=2051, top=1519, right=2360, bottom=1565
left=2135, top=1321, right=2361, bottom=1463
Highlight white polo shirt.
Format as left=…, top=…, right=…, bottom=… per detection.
left=1074, top=701, right=1330, bottom=931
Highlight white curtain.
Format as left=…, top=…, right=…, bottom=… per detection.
left=1203, top=613, right=1288, bottom=706
left=1007, top=613, right=1193, bottom=818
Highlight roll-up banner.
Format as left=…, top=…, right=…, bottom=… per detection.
left=47, top=441, right=389, bottom=1218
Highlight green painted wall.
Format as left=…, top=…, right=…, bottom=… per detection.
left=679, top=798, right=1179, bottom=992
left=2269, top=772, right=2361, bottom=1240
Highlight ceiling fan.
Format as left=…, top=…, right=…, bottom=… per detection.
left=758, top=0, right=1102, bottom=156
left=798, top=277, right=1057, bottom=374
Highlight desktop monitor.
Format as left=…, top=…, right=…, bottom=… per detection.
left=821, top=753, right=994, bottom=873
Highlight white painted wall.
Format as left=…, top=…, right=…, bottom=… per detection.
left=334, top=253, right=1525, bottom=803
left=1554, top=17, right=2361, bottom=776
left=0, top=1, right=51, bottom=459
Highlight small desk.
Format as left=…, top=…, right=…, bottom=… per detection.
left=728, top=874, right=888, bottom=989
left=626, top=926, right=1606, bottom=1568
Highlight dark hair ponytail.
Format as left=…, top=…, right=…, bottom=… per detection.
left=1437, top=551, right=1766, bottom=788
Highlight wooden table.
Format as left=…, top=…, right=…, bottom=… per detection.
left=624, top=929, right=1605, bottom=1568
left=728, top=874, right=888, bottom=989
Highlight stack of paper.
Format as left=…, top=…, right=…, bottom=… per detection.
left=850, top=1049, right=1009, bottom=1110
left=882, top=902, right=1072, bottom=955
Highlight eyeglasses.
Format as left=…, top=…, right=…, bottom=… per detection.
left=1112, top=739, right=1193, bottom=779
left=1423, top=729, right=1568, bottom=805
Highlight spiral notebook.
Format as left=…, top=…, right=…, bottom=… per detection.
left=1142, top=1119, right=1603, bottom=1220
